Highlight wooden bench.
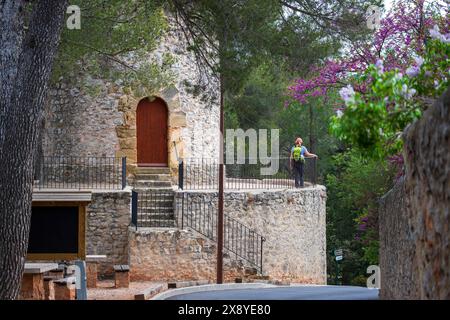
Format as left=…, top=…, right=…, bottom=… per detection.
left=85, top=255, right=107, bottom=288
left=113, top=265, right=130, bottom=288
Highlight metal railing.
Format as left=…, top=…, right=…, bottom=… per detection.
left=131, top=190, right=175, bottom=228
left=179, top=158, right=219, bottom=190
left=178, top=157, right=317, bottom=190
left=34, top=156, right=126, bottom=190
left=131, top=190, right=138, bottom=229
left=176, top=192, right=265, bottom=274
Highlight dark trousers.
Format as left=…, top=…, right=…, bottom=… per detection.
left=293, top=161, right=304, bottom=188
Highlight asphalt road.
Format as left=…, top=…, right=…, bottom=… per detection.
left=166, top=285, right=379, bottom=300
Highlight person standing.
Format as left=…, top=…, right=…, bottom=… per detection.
left=290, top=137, right=318, bottom=188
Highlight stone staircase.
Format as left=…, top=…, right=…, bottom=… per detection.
left=133, top=167, right=176, bottom=228
left=134, top=167, right=173, bottom=189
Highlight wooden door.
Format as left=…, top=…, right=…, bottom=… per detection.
left=137, top=98, right=168, bottom=166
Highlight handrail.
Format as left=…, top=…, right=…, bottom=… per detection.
left=177, top=192, right=265, bottom=274
left=180, top=157, right=317, bottom=190
left=173, top=141, right=181, bottom=163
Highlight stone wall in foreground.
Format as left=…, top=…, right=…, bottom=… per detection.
left=129, top=186, right=327, bottom=283
left=379, top=88, right=450, bottom=299
left=86, top=189, right=131, bottom=277
left=379, top=177, right=419, bottom=299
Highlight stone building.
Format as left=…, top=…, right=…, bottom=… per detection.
left=31, top=19, right=327, bottom=286
left=42, top=24, right=220, bottom=182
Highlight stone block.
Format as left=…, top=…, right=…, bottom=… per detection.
left=116, top=126, right=136, bottom=138
left=170, top=112, right=187, bottom=127
left=119, top=137, right=136, bottom=149
left=123, top=111, right=136, bottom=126
left=54, top=281, right=76, bottom=300
left=115, top=270, right=130, bottom=288
left=20, top=274, right=45, bottom=300
left=44, top=278, right=55, bottom=300
left=86, top=263, right=98, bottom=288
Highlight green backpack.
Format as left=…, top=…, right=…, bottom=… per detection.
left=292, top=146, right=305, bottom=163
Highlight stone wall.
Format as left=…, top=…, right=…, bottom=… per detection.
left=379, top=88, right=450, bottom=299
left=86, top=189, right=131, bottom=277
left=130, top=186, right=327, bottom=283
left=42, top=18, right=220, bottom=181
left=379, top=177, right=419, bottom=299
left=129, top=228, right=250, bottom=282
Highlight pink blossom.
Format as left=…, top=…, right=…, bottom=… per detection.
left=288, top=0, right=438, bottom=105
left=375, top=59, right=384, bottom=73
left=339, top=85, right=355, bottom=105
left=406, top=65, right=420, bottom=77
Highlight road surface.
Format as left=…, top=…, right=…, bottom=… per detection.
left=166, top=285, right=379, bottom=300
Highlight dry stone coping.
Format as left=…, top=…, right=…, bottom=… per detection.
left=175, top=185, right=326, bottom=194
left=32, top=191, right=92, bottom=202
left=168, top=279, right=211, bottom=289
left=86, top=255, right=108, bottom=263
left=24, top=263, right=59, bottom=274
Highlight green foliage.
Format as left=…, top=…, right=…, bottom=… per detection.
left=330, top=38, right=450, bottom=159
left=410, top=38, right=450, bottom=97
left=52, top=0, right=173, bottom=92
left=325, top=150, right=394, bottom=284
left=224, top=63, right=338, bottom=181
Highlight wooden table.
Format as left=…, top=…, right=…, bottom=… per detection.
left=20, top=263, right=59, bottom=300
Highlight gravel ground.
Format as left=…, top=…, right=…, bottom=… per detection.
left=88, top=280, right=167, bottom=300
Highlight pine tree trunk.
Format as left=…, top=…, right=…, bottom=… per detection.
left=0, top=0, right=68, bottom=300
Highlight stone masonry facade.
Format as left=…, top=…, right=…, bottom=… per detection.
left=39, top=15, right=328, bottom=285
left=86, top=189, right=131, bottom=277
left=129, top=228, right=250, bottom=282
left=129, top=186, right=327, bottom=283
left=42, top=20, right=220, bottom=183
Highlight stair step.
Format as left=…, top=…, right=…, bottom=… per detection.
left=133, top=187, right=175, bottom=192
left=139, top=201, right=173, bottom=206
left=137, top=218, right=176, bottom=227
left=138, top=213, right=175, bottom=219
left=135, top=180, right=173, bottom=188
left=136, top=167, right=170, bottom=174
left=134, top=173, right=171, bottom=181
left=139, top=207, right=173, bottom=213
left=133, top=188, right=174, bottom=194
left=139, top=205, right=173, bottom=209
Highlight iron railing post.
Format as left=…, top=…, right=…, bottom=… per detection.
left=131, top=190, right=138, bottom=230
left=178, top=160, right=184, bottom=190
left=121, top=157, right=127, bottom=189
left=38, top=157, right=44, bottom=190
left=260, top=237, right=265, bottom=275
left=181, top=193, right=185, bottom=229
left=313, top=157, right=317, bottom=186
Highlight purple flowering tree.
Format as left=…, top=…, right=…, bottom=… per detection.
left=288, top=0, right=445, bottom=104
left=289, top=0, right=448, bottom=160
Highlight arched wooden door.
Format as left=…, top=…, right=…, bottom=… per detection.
left=136, top=98, right=168, bottom=166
